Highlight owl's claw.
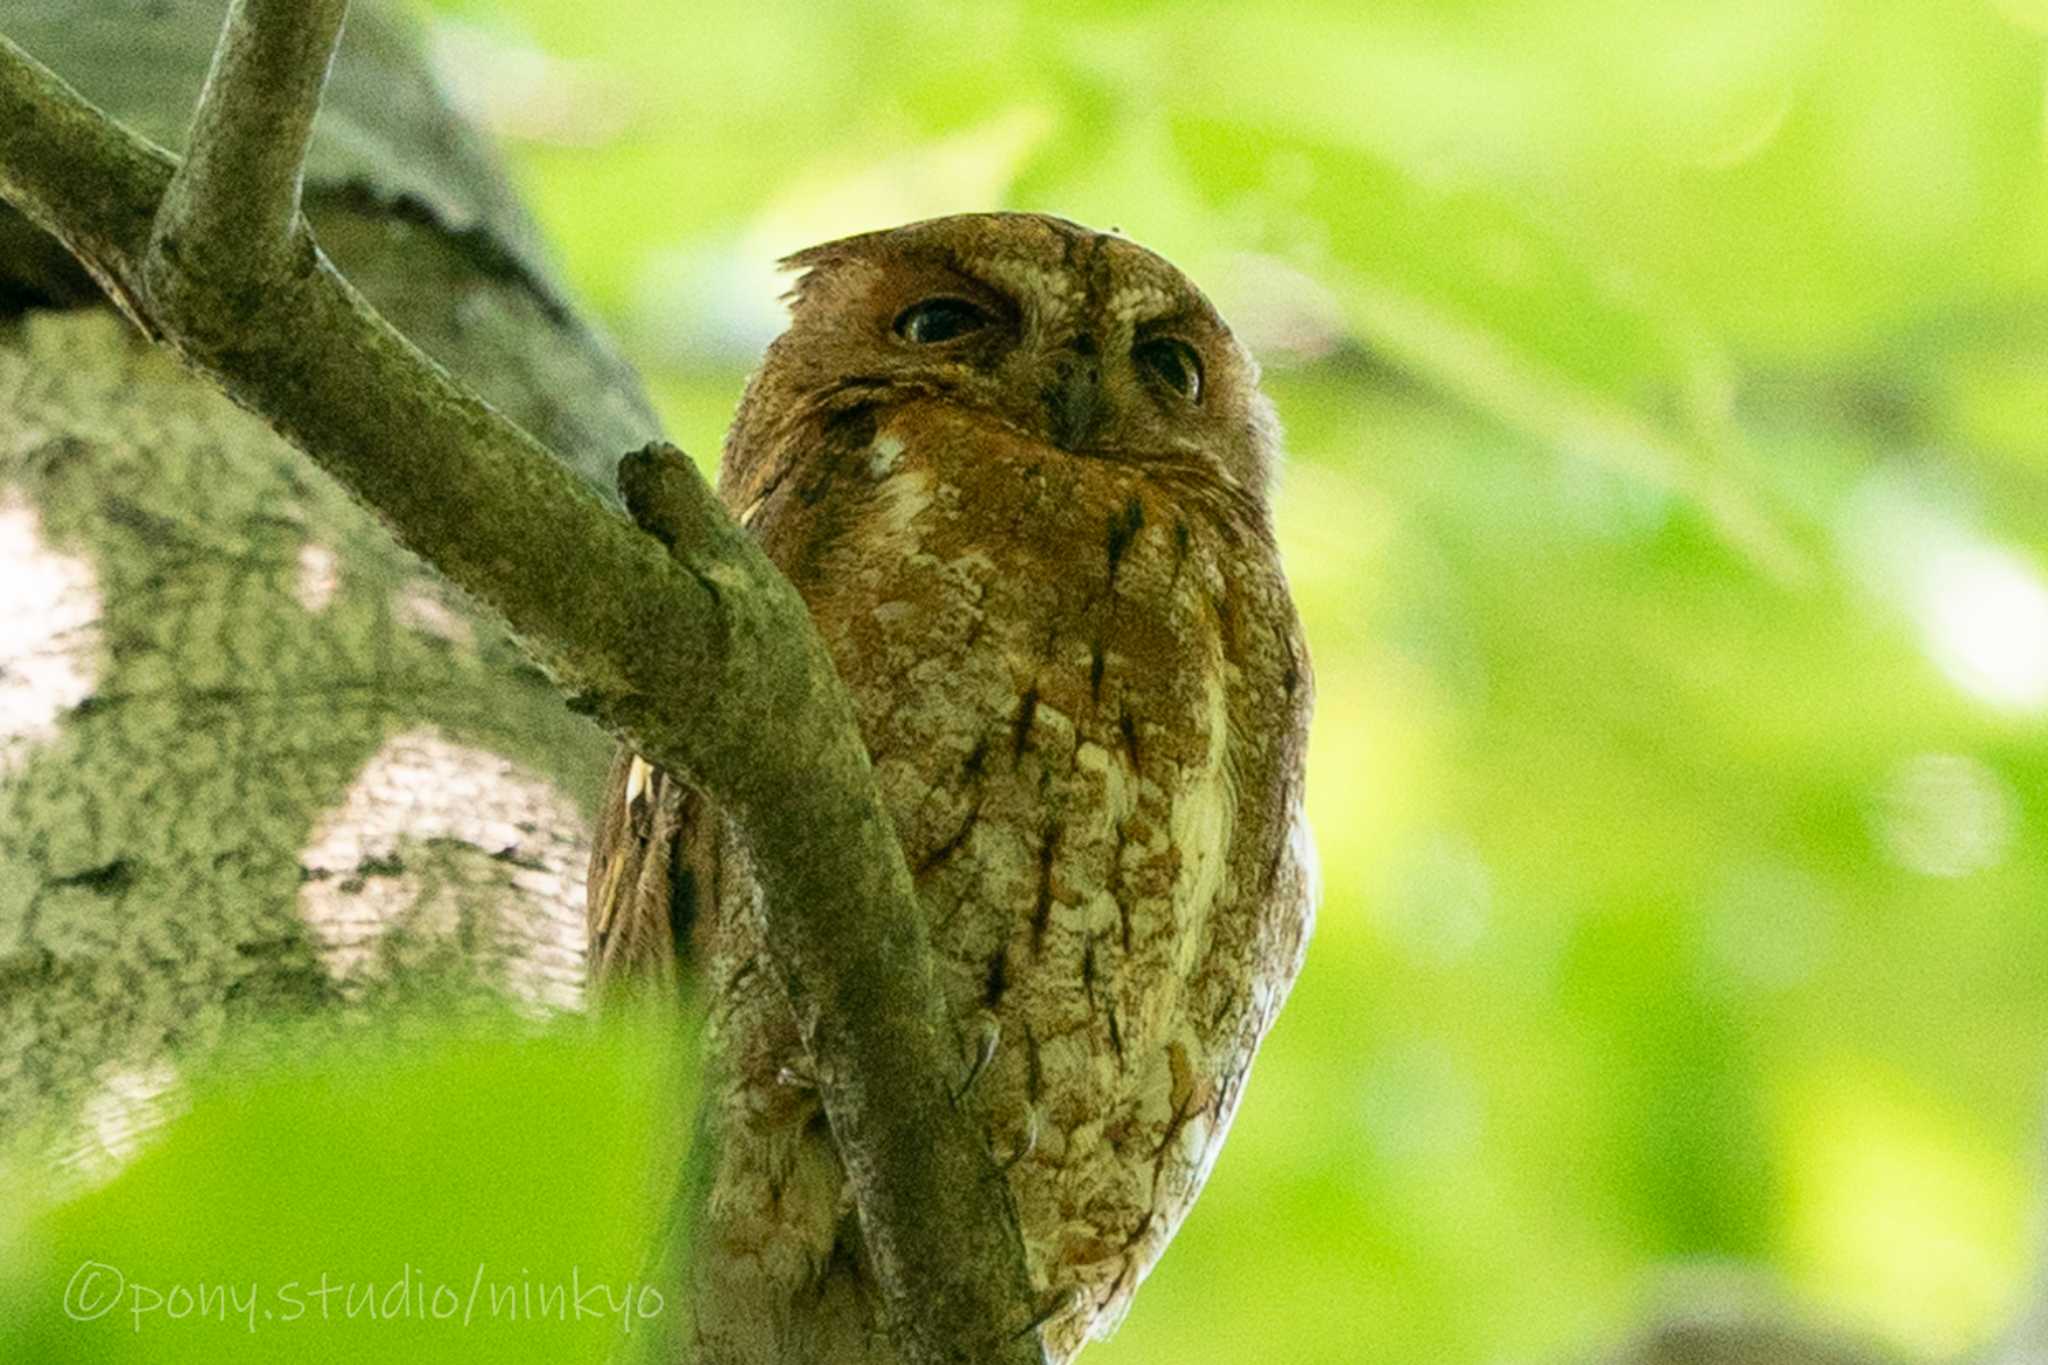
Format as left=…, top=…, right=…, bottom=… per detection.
left=776, top=1064, right=817, bottom=1090
left=998, top=1109, right=1039, bottom=1170
left=952, top=1011, right=1001, bottom=1105
left=1013, top=1285, right=1087, bottom=1340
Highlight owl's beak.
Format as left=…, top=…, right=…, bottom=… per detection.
left=1045, top=337, right=1106, bottom=451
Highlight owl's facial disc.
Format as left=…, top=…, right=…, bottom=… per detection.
left=761, top=212, right=1277, bottom=491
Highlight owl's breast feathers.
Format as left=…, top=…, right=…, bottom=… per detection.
left=694, top=395, right=1312, bottom=1354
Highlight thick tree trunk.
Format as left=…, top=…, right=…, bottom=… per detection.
left=0, top=0, right=658, bottom=1164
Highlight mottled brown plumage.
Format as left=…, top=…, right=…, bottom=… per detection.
left=589, top=212, right=1314, bottom=1363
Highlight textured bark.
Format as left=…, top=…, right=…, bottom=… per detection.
left=0, top=0, right=650, bottom=1165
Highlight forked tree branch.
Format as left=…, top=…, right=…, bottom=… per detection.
left=151, top=0, right=345, bottom=287
left=0, top=5, right=1043, bottom=1363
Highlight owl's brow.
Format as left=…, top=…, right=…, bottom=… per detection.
left=1131, top=304, right=1213, bottom=338
left=890, top=233, right=1215, bottom=342
left=867, top=244, right=1024, bottom=318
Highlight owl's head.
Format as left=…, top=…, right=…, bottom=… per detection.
left=729, top=212, right=1279, bottom=499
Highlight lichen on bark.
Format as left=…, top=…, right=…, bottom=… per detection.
left=0, top=0, right=651, bottom=1155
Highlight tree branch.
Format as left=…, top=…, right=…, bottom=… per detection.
left=0, top=6, right=1043, bottom=1362
left=151, top=0, right=345, bottom=288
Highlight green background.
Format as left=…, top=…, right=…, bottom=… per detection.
left=15, top=0, right=2048, bottom=1360
left=430, top=0, right=2045, bottom=1357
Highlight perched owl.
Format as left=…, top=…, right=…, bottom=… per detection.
left=588, top=212, right=1315, bottom=1364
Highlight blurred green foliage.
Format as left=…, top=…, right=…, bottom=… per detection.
left=1, top=1007, right=689, bottom=1364
left=11, top=0, right=2048, bottom=1361
left=409, top=1, right=2045, bottom=1358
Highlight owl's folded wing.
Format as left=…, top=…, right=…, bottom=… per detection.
left=585, top=745, right=705, bottom=998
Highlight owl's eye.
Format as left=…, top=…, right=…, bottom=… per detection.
left=1134, top=337, right=1203, bottom=403
left=895, top=297, right=993, bottom=344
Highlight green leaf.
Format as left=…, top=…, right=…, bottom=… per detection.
left=1, top=1008, right=691, bottom=1365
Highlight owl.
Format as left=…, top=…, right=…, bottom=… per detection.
left=588, top=212, right=1315, bottom=1364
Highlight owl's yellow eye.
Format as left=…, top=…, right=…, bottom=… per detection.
left=895, top=297, right=992, bottom=344
left=1134, top=336, right=1203, bottom=403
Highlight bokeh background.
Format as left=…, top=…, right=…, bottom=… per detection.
left=417, top=0, right=2048, bottom=1359
left=397, top=0, right=2048, bottom=1360
left=10, top=1, right=2048, bottom=1362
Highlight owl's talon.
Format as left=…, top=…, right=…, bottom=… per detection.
left=1013, top=1285, right=1087, bottom=1340
left=998, top=1109, right=1040, bottom=1170
left=953, top=1011, right=1001, bottom=1105
left=776, top=1064, right=817, bottom=1090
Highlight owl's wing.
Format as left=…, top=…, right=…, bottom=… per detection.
left=585, top=744, right=706, bottom=998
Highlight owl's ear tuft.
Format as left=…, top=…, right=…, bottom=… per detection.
left=777, top=241, right=854, bottom=273
left=777, top=223, right=906, bottom=290
left=775, top=251, right=838, bottom=307
left=776, top=233, right=891, bottom=308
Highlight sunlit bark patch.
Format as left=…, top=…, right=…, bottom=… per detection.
left=396, top=581, right=475, bottom=647
left=60, top=1060, right=182, bottom=1183
left=293, top=540, right=340, bottom=613
left=297, top=728, right=588, bottom=1010
left=0, top=491, right=102, bottom=774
